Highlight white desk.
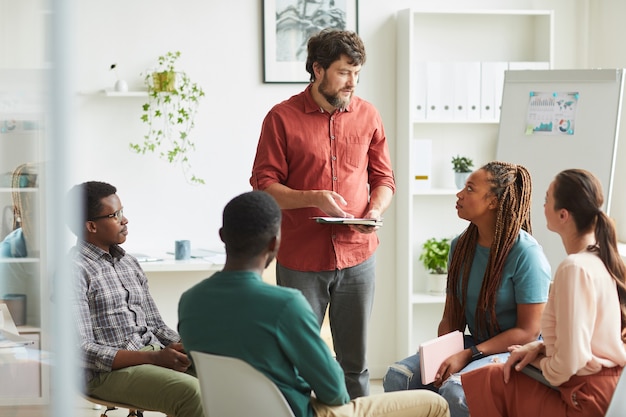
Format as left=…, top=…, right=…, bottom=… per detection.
left=140, top=258, right=223, bottom=330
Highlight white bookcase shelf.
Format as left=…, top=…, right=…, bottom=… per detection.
left=395, top=8, right=554, bottom=358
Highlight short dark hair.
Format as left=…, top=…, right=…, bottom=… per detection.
left=305, top=28, right=366, bottom=82
left=221, top=191, right=281, bottom=258
left=66, top=181, right=117, bottom=236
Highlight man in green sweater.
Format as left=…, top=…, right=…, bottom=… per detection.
left=178, top=191, right=449, bottom=417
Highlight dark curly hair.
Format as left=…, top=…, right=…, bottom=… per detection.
left=305, top=28, right=366, bottom=82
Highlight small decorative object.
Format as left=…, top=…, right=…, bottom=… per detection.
left=451, top=154, right=474, bottom=189
left=110, top=63, right=128, bottom=92
left=419, top=237, right=450, bottom=294
left=133, top=51, right=206, bottom=184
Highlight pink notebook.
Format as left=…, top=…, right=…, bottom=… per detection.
left=419, top=330, right=464, bottom=384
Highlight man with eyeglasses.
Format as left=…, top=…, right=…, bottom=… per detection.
left=66, top=181, right=203, bottom=417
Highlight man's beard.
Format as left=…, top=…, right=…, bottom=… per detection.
left=318, top=76, right=352, bottom=110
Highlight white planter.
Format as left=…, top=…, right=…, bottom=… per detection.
left=454, top=172, right=470, bottom=189
left=427, top=273, right=448, bottom=295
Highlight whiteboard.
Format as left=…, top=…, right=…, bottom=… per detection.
left=496, top=69, right=625, bottom=272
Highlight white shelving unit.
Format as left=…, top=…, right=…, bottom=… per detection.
left=395, top=8, right=554, bottom=358
left=0, top=108, right=49, bottom=405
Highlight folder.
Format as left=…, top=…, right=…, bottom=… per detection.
left=480, top=62, right=499, bottom=120
left=411, top=139, right=432, bottom=192
left=413, top=61, right=427, bottom=121
left=425, top=62, right=442, bottom=120
left=466, top=62, right=481, bottom=120
left=419, top=330, right=464, bottom=384
left=493, top=62, right=508, bottom=121
left=439, top=63, right=455, bottom=121
left=453, top=63, right=468, bottom=120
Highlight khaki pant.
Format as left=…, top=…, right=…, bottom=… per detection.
left=311, top=390, right=450, bottom=417
left=87, top=345, right=203, bottom=417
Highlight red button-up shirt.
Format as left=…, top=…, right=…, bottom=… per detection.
left=250, top=86, right=395, bottom=271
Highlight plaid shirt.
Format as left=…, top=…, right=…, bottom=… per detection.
left=71, top=241, right=180, bottom=382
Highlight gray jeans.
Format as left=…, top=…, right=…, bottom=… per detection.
left=276, top=255, right=376, bottom=399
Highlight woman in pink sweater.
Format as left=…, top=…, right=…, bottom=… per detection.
left=461, top=169, right=626, bottom=417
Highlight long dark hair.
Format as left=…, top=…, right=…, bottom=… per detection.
left=446, top=161, right=533, bottom=339
left=553, top=169, right=626, bottom=343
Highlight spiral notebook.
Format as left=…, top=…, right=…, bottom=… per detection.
left=419, top=330, right=464, bottom=384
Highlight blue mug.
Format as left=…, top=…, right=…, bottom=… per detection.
left=175, top=240, right=191, bottom=260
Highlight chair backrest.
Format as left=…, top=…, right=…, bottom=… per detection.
left=190, top=351, right=295, bottom=417
left=605, top=368, right=626, bottom=417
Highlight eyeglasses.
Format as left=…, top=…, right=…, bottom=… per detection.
left=90, top=208, right=124, bottom=223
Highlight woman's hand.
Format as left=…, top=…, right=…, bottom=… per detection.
left=433, top=349, right=472, bottom=387
left=503, top=340, right=544, bottom=383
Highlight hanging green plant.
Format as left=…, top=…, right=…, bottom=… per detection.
left=131, top=51, right=206, bottom=184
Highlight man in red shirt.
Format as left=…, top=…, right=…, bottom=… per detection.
left=250, top=28, right=395, bottom=398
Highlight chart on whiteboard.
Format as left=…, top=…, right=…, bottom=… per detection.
left=525, top=91, right=579, bottom=136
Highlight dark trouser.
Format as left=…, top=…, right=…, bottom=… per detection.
left=276, top=255, right=376, bottom=399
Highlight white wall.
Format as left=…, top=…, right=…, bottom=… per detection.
left=71, top=0, right=588, bottom=377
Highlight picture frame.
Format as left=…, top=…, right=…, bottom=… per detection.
left=263, top=0, right=359, bottom=83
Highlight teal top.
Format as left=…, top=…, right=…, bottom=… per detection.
left=451, top=230, right=551, bottom=342
left=178, top=270, right=349, bottom=417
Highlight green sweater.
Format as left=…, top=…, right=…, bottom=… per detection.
left=178, top=270, right=349, bottom=417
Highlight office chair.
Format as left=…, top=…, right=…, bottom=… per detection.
left=190, top=350, right=295, bottom=417
left=83, top=394, right=169, bottom=417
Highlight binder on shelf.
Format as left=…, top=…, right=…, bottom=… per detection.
left=439, top=63, right=455, bottom=121
left=413, top=61, right=427, bottom=121
left=452, top=63, right=468, bottom=120
left=419, top=330, right=464, bottom=384
left=467, top=62, right=482, bottom=120
left=425, top=62, right=442, bottom=120
left=411, top=139, right=432, bottom=192
left=480, top=62, right=497, bottom=120
left=493, top=62, right=508, bottom=121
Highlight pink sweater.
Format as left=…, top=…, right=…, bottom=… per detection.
left=540, top=251, right=626, bottom=386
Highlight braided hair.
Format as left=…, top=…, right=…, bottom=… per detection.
left=552, top=169, right=626, bottom=343
left=445, top=161, right=533, bottom=339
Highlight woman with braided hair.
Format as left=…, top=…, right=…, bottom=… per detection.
left=462, top=169, right=626, bottom=417
left=384, top=161, right=552, bottom=417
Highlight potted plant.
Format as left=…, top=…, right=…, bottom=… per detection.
left=451, top=155, right=474, bottom=189
left=419, top=237, right=450, bottom=294
left=131, top=51, right=206, bottom=184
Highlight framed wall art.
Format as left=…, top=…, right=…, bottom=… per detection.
left=263, top=0, right=359, bottom=83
